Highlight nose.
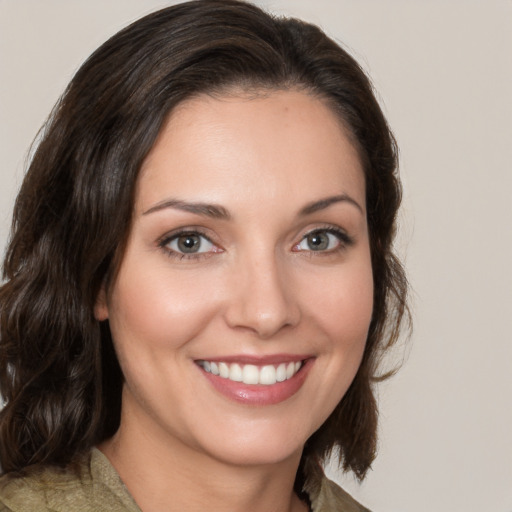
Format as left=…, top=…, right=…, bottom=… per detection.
left=224, top=252, right=300, bottom=339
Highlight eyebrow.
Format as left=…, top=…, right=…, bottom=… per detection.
left=142, top=199, right=231, bottom=219
left=299, top=194, right=364, bottom=216
left=142, top=193, right=363, bottom=220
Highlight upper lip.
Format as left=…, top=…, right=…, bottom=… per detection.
left=195, top=354, right=312, bottom=365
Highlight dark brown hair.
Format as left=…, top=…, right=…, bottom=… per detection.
left=0, top=0, right=408, bottom=483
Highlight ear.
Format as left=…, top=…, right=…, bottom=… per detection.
left=94, top=284, right=109, bottom=321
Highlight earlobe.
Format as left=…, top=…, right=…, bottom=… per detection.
left=94, top=286, right=109, bottom=321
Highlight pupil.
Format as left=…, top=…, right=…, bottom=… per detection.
left=307, top=232, right=328, bottom=251
left=178, top=234, right=200, bottom=253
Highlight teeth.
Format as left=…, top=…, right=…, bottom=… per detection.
left=260, top=365, right=277, bottom=385
left=276, top=363, right=287, bottom=382
left=242, top=364, right=259, bottom=384
left=198, top=360, right=303, bottom=385
left=229, top=363, right=243, bottom=382
left=219, top=362, right=230, bottom=378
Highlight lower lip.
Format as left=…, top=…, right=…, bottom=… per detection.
left=199, top=359, right=314, bottom=406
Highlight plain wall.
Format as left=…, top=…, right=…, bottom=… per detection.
left=1, top=2, right=511, bottom=511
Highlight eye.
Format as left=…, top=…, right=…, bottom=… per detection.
left=294, top=228, right=351, bottom=252
left=162, top=231, right=217, bottom=256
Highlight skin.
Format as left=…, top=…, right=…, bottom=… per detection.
left=96, top=89, right=374, bottom=512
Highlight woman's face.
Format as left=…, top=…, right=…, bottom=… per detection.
left=96, top=90, right=373, bottom=468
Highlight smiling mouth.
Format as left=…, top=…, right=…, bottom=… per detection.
left=196, top=360, right=304, bottom=386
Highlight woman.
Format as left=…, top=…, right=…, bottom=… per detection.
left=0, top=1, right=408, bottom=511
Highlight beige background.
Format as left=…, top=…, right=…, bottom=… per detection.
left=1, top=1, right=511, bottom=511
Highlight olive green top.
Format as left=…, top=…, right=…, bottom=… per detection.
left=0, top=449, right=370, bottom=512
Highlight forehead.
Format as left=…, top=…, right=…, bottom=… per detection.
left=137, top=89, right=365, bottom=213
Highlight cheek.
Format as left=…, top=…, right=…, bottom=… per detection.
left=296, top=262, right=373, bottom=432
left=303, top=260, right=374, bottom=343
left=107, top=261, right=223, bottom=353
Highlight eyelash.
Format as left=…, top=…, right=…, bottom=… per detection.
left=158, top=225, right=354, bottom=260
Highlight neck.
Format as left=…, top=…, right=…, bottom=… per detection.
left=99, top=408, right=308, bottom=512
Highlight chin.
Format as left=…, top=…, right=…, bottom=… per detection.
left=212, top=440, right=303, bottom=468
left=188, top=422, right=308, bottom=469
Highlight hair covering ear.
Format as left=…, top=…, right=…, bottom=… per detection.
left=94, top=285, right=109, bottom=321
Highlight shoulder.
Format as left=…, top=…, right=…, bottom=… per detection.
left=303, top=459, right=371, bottom=512
left=0, top=461, right=83, bottom=512
left=0, top=449, right=140, bottom=512
left=315, top=477, right=372, bottom=512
